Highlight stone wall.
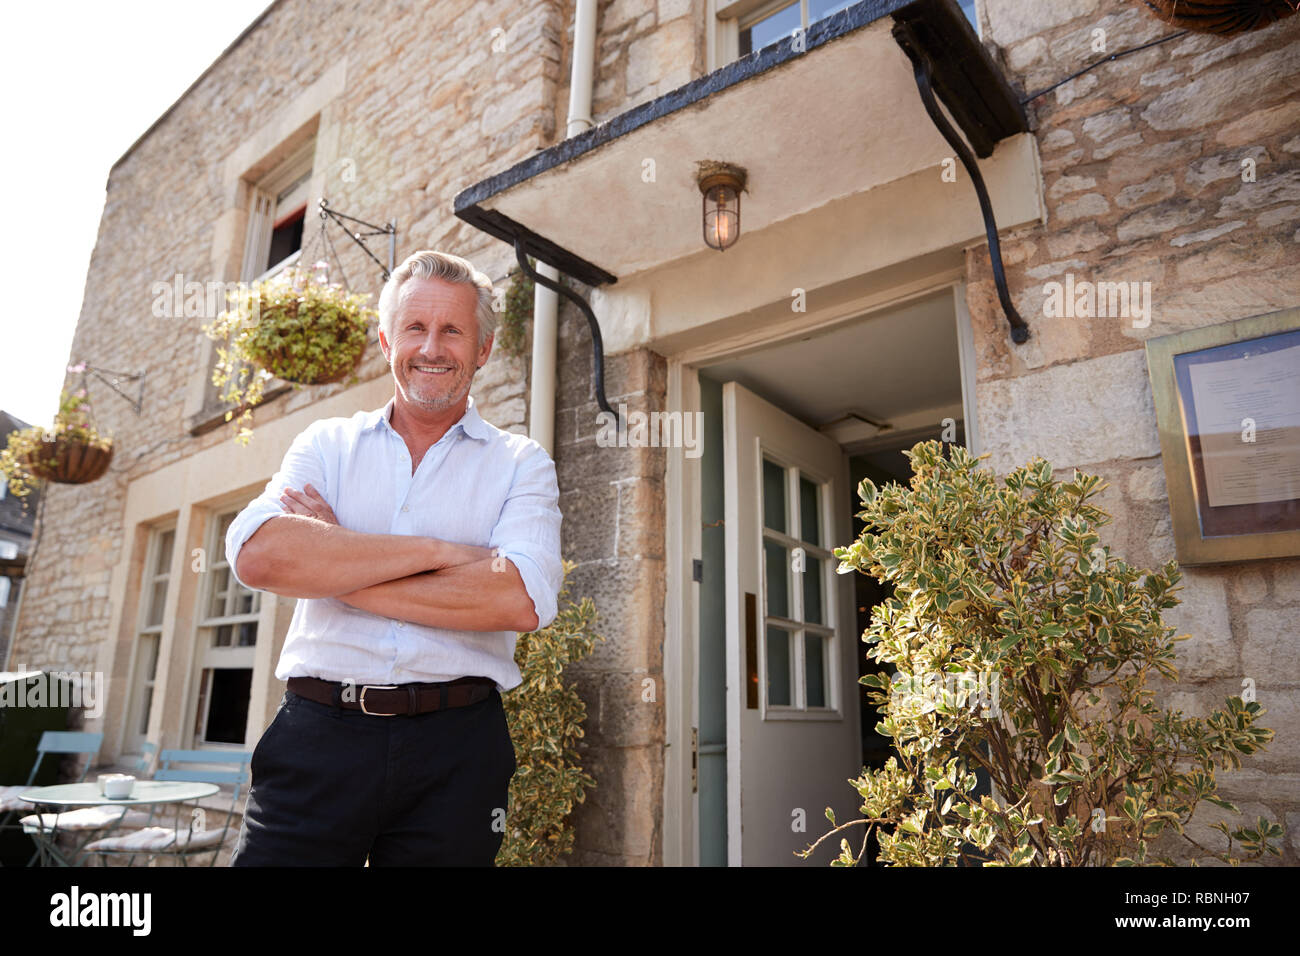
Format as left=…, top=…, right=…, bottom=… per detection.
left=551, top=290, right=668, bottom=866
left=12, top=0, right=562, bottom=677
left=971, top=0, right=1300, bottom=862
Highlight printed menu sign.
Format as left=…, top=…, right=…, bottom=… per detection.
left=1185, top=343, right=1300, bottom=508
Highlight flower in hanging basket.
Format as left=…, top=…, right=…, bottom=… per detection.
left=0, top=388, right=114, bottom=499
left=1139, top=0, right=1298, bottom=35
left=202, top=264, right=377, bottom=445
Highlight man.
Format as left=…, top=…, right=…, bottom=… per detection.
left=225, top=250, right=563, bottom=866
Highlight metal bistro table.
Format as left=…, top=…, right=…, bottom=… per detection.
left=19, top=780, right=219, bottom=866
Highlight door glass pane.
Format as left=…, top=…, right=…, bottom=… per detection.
left=238, top=621, right=257, bottom=646
left=767, top=626, right=791, bottom=706
left=799, top=476, right=820, bottom=546
left=764, top=539, right=789, bottom=618
left=214, top=624, right=232, bottom=647
left=762, top=459, right=787, bottom=532
left=803, top=556, right=824, bottom=624
left=805, top=633, right=827, bottom=707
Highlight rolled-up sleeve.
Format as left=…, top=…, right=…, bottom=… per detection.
left=224, top=424, right=328, bottom=591
left=489, top=446, right=563, bottom=631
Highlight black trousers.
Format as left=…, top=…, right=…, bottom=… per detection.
left=230, top=686, right=516, bottom=866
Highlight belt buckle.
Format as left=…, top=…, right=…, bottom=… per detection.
left=359, top=684, right=400, bottom=716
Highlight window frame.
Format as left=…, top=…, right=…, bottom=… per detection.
left=123, top=524, right=176, bottom=754
left=711, top=0, right=981, bottom=69
left=758, top=449, right=839, bottom=717
left=189, top=507, right=262, bottom=750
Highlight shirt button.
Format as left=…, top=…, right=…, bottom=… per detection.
left=402, top=505, right=409, bottom=512
left=395, top=621, right=405, bottom=629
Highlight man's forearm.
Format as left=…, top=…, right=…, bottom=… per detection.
left=237, top=515, right=445, bottom=599
left=336, top=557, right=540, bottom=633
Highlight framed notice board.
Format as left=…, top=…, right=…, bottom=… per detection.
left=1146, top=307, right=1300, bottom=564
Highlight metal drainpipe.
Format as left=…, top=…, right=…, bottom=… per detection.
left=529, top=0, right=597, bottom=455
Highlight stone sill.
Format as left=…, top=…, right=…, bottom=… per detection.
left=187, top=382, right=294, bottom=437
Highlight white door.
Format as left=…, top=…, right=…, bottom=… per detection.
left=722, top=381, right=862, bottom=866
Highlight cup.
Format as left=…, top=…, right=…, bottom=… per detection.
left=97, top=773, right=120, bottom=796
left=103, top=774, right=136, bottom=799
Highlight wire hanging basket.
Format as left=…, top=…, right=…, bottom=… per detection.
left=1140, top=0, right=1299, bottom=35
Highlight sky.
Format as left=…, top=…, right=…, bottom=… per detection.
left=0, top=0, right=276, bottom=427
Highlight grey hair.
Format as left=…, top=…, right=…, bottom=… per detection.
left=377, top=250, right=497, bottom=349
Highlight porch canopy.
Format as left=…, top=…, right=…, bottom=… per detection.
left=453, top=0, right=1033, bottom=289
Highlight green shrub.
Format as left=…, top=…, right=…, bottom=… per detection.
left=497, top=561, right=603, bottom=866
left=802, top=441, right=1280, bottom=866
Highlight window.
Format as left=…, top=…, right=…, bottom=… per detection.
left=242, top=138, right=314, bottom=282
left=200, top=138, right=315, bottom=416
left=124, top=526, right=174, bottom=753
left=760, top=455, right=836, bottom=712
left=0, top=541, right=17, bottom=608
left=192, top=509, right=261, bottom=747
left=726, top=0, right=979, bottom=62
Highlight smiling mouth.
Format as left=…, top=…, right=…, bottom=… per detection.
left=411, top=364, right=454, bottom=375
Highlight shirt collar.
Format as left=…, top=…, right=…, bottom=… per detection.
left=362, top=395, right=492, bottom=443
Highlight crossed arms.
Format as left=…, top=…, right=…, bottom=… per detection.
left=228, top=426, right=560, bottom=634
left=235, top=487, right=540, bottom=633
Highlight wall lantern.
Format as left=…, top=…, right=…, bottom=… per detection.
left=698, top=161, right=748, bottom=251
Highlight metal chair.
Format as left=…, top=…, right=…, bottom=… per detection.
left=83, top=749, right=251, bottom=867
left=18, top=742, right=158, bottom=866
left=0, top=731, right=104, bottom=866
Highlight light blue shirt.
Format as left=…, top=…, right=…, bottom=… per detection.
left=224, top=395, right=563, bottom=693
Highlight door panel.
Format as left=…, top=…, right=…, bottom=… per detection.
left=722, top=381, right=862, bottom=865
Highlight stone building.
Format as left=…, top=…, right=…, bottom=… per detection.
left=0, top=411, right=41, bottom=666
left=8, top=0, right=1299, bottom=865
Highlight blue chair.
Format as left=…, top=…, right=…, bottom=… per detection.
left=0, top=731, right=104, bottom=867
left=83, top=749, right=251, bottom=867
left=18, top=742, right=158, bottom=866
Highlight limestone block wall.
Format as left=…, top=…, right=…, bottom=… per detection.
left=551, top=291, right=668, bottom=866
left=11, top=0, right=561, bottom=715
left=970, top=0, right=1300, bottom=861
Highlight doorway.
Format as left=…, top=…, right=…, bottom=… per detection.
left=680, top=285, right=977, bottom=866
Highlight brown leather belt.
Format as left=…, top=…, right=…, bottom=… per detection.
left=286, top=675, right=495, bottom=716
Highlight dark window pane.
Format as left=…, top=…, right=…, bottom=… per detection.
left=799, top=476, right=820, bottom=546
left=739, top=2, right=801, bottom=56
left=204, top=669, right=252, bottom=745
left=764, top=539, right=789, bottom=618
left=763, top=459, right=787, bottom=532
left=803, top=556, right=824, bottom=624
left=805, top=633, right=826, bottom=707
left=267, top=208, right=305, bottom=271
left=767, top=627, right=791, bottom=706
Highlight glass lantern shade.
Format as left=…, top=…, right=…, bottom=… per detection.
left=702, top=183, right=741, bottom=250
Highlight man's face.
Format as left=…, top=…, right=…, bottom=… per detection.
left=379, top=277, right=492, bottom=413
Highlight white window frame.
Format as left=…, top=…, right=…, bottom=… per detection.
left=710, top=0, right=981, bottom=70
left=203, top=138, right=316, bottom=412
left=189, top=508, right=262, bottom=750
left=758, top=450, right=839, bottom=716
left=123, top=525, right=175, bottom=754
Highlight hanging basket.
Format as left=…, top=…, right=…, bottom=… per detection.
left=1140, top=0, right=1298, bottom=35
left=20, top=436, right=114, bottom=485
left=246, top=335, right=367, bottom=386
